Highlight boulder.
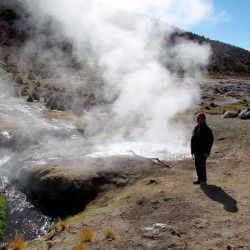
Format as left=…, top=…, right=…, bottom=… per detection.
left=32, top=87, right=40, bottom=101
left=238, top=108, right=250, bottom=120
left=13, top=74, right=24, bottom=85
left=50, top=94, right=63, bottom=110
left=45, top=95, right=54, bottom=108
left=21, top=86, right=30, bottom=96
left=222, top=111, right=238, bottom=118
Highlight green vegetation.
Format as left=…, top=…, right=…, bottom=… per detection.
left=55, top=218, right=69, bottom=232
left=0, top=192, right=7, bottom=240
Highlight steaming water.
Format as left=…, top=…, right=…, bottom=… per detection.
left=0, top=94, right=190, bottom=243
left=87, top=141, right=189, bottom=159
left=0, top=73, right=190, bottom=245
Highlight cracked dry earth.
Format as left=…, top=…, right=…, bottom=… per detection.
left=26, top=114, right=250, bottom=250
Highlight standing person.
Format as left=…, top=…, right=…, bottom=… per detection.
left=191, top=112, right=214, bottom=187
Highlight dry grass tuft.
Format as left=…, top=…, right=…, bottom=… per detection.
left=104, top=230, right=116, bottom=240
left=75, top=241, right=89, bottom=250
left=8, top=236, right=26, bottom=250
left=79, top=229, right=95, bottom=242
left=57, top=218, right=69, bottom=231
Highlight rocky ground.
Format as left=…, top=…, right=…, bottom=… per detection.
left=1, top=74, right=250, bottom=249
left=22, top=114, right=250, bottom=250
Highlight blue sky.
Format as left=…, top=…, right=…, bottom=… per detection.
left=190, top=0, right=250, bottom=51
left=92, top=0, right=250, bottom=51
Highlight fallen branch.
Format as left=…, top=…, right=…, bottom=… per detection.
left=129, top=150, right=170, bottom=168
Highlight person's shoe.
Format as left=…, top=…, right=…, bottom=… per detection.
left=200, top=181, right=207, bottom=187
left=193, top=180, right=201, bottom=185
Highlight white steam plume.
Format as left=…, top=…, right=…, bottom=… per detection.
left=95, top=0, right=214, bottom=29
left=23, top=0, right=212, bottom=147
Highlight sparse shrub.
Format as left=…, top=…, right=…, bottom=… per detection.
left=79, top=230, right=95, bottom=242
left=75, top=241, right=89, bottom=250
left=49, top=224, right=56, bottom=233
left=104, top=230, right=116, bottom=240
left=8, top=236, right=26, bottom=250
left=49, top=218, right=69, bottom=233
left=213, top=87, right=220, bottom=94
left=209, top=102, right=216, bottom=108
left=32, top=90, right=40, bottom=101
left=28, top=71, right=36, bottom=80
left=83, top=96, right=96, bottom=109
left=13, top=74, right=23, bottom=85
left=35, top=80, right=41, bottom=87
left=21, top=86, right=30, bottom=96
left=239, top=98, right=249, bottom=106
left=57, top=218, right=69, bottom=231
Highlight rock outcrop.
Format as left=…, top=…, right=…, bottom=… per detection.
left=222, top=110, right=238, bottom=118
left=19, top=156, right=157, bottom=216
left=239, top=108, right=250, bottom=119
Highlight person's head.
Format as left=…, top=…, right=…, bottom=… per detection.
left=196, top=112, right=206, bottom=125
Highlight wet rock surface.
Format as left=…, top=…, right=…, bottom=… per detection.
left=23, top=114, right=250, bottom=250
left=239, top=108, right=250, bottom=119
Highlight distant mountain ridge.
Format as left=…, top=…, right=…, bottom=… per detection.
left=1, top=0, right=250, bottom=77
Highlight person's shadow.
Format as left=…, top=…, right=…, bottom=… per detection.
left=201, top=185, right=238, bottom=213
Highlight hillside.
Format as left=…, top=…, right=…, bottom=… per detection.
left=175, top=31, right=250, bottom=76
left=1, top=0, right=250, bottom=78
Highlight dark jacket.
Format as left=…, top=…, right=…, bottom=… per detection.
left=191, top=122, right=214, bottom=155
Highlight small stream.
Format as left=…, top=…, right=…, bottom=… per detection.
left=0, top=152, right=54, bottom=242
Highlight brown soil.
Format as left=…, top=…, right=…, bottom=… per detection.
left=25, top=114, right=250, bottom=250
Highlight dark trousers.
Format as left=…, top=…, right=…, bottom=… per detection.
left=194, top=154, right=207, bottom=182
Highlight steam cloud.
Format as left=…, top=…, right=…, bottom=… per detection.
left=21, top=0, right=213, bottom=147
